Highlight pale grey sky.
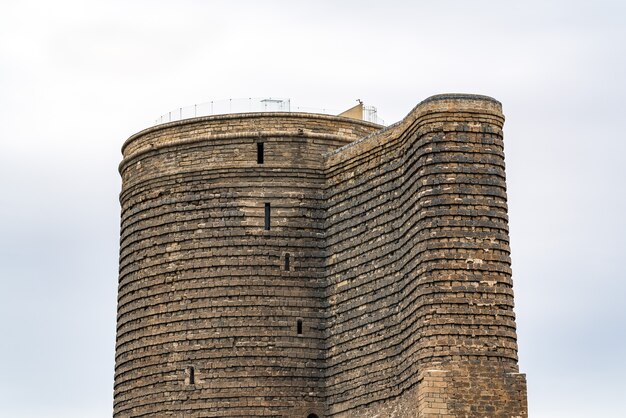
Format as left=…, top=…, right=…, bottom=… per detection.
left=1, top=1, right=625, bottom=417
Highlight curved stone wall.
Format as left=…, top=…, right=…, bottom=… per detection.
left=323, top=95, right=526, bottom=417
left=115, top=113, right=381, bottom=417
left=115, top=96, right=528, bottom=417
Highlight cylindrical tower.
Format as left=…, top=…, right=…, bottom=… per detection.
left=114, top=113, right=380, bottom=417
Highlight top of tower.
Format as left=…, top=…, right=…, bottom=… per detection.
left=154, top=97, right=385, bottom=126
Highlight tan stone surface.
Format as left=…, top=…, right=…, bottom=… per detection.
left=337, top=103, right=363, bottom=121
left=114, top=94, right=527, bottom=417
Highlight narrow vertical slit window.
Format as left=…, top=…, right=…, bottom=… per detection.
left=186, top=366, right=195, bottom=385
left=284, top=253, right=290, bottom=271
left=297, top=319, right=303, bottom=335
left=264, top=203, right=271, bottom=230
left=257, top=142, right=264, bottom=164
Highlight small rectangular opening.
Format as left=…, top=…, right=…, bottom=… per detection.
left=186, top=366, right=195, bottom=385
left=284, top=253, right=290, bottom=271
left=257, top=142, right=264, bottom=164
left=297, top=319, right=303, bottom=335
left=264, top=203, right=271, bottom=230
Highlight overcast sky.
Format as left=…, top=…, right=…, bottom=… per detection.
left=1, top=1, right=625, bottom=417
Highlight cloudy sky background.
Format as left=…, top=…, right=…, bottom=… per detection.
left=1, top=1, right=625, bottom=417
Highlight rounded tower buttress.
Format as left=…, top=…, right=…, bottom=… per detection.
left=407, top=95, right=527, bottom=417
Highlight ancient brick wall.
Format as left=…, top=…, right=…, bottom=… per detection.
left=115, top=95, right=527, bottom=417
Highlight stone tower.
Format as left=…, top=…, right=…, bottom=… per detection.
left=114, top=94, right=528, bottom=417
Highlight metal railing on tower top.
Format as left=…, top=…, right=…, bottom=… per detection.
left=154, top=97, right=385, bottom=126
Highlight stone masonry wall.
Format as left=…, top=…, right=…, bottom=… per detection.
left=116, top=113, right=380, bottom=417
left=115, top=95, right=527, bottom=417
left=323, top=95, right=527, bottom=417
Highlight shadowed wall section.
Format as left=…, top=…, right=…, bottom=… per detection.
left=115, top=95, right=527, bottom=417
